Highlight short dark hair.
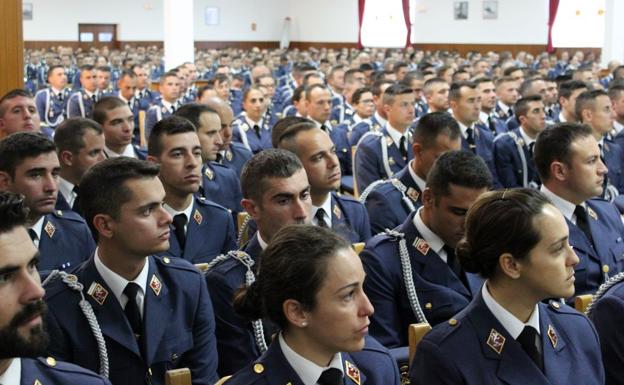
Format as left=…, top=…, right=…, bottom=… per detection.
left=534, top=122, right=593, bottom=180
left=240, top=149, right=304, bottom=202
left=503, top=66, right=523, bottom=77
left=0, top=132, right=56, bottom=178
left=304, top=84, right=329, bottom=101
left=371, top=79, right=393, bottom=97
left=80, top=64, right=95, bottom=72
left=54, top=118, right=103, bottom=154
left=413, top=112, right=461, bottom=147
left=96, top=66, right=112, bottom=73
left=457, top=188, right=552, bottom=279
left=80, top=157, right=160, bottom=235
left=233, top=224, right=350, bottom=329
left=382, top=83, right=413, bottom=105
left=119, top=70, right=136, bottom=81
left=271, top=116, right=311, bottom=148
left=518, top=77, right=545, bottom=97
left=174, top=103, right=218, bottom=132
left=558, top=80, right=587, bottom=99
left=449, top=81, right=477, bottom=102
left=575, top=89, right=609, bottom=123
left=608, top=84, right=624, bottom=101
left=352, top=87, right=372, bottom=105
left=0, top=191, right=29, bottom=234
left=92, top=96, right=127, bottom=124
left=515, top=95, right=543, bottom=118
left=159, top=71, right=179, bottom=84
left=147, top=116, right=197, bottom=157
left=426, top=150, right=492, bottom=199
left=292, top=85, right=306, bottom=104
left=344, top=69, right=363, bottom=84
left=0, top=89, right=32, bottom=117
left=46, top=65, right=64, bottom=80
left=275, top=119, right=318, bottom=154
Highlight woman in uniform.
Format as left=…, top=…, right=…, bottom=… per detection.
left=409, top=188, right=604, bottom=385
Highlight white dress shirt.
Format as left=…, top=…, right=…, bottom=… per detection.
left=311, top=193, right=333, bottom=228
left=0, top=358, right=20, bottom=385
left=413, top=207, right=448, bottom=263
left=482, top=282, right=541, bottom=339
left=279, top=333, right=344, bottom=385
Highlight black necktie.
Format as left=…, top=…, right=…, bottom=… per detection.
left=170, top=104, right=176, bottom=114
left=574, top=205, right=594, bottom=245
left=123, top=282, right=143, bottom=339
left=91, top=94, right=97, bottom=103
left=253, top=125, right=261, bottom=138
left=58, top=92, right=64, bottom=102
left=517, top=326, right=543, bottom=371
left=28, top=229, right=37, bottom=243
left=318, top=368, right=343, bottom=385
left=527, top=142, right=535, bottom=158
left=321, top=124, right=329, bottom=133
left=399, top=136, right=408, bottom=159
left=465, top=127, right=476, bottom=153
left=487, top=116, right=497, bottom=135
left=443, top=244, right=469, bottom=288
left=173, top=214, right=188, bottom=250
left=315, top=208, right=328, bottom=228
left=72, top=185, right=82, bottom=215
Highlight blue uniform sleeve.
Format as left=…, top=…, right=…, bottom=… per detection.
left=493, top=138, right=522, bottom=188
left=67, top=94, right=80, bottom=118
left=44, top=299, right=74, bottom=362
left=35, top=91, right=47, bottom=123
left=408, top=338, right=463, bottom=385
left=356, top=204, right=372, bottom=242
left=590, top=294, right=624, bottom=385
left=365, top=190, right=401, bottom=235
left=355, top=140, right=383, bottom=194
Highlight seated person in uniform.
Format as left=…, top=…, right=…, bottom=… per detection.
left=277, top=120, right=372, bottom=243
left=232, top=87, right=271, bottom=154
left=534, top=123, right=624, bottom=296
left=410, top=189, right=604, bottom=385
left=174, top=103, right=243, bottom=216
left=92, top=97, right=147, bottom=159
left=361, top=150, right=491, bottom=348
left=226, top=224, right=401, bottom=385
left=147, top=116, right=236, bottom=263
left=0, top=132, right=95, bottom=272
left=206, top=149, right=311, bottom=375
left=43, top=157, right=219, bottom=385
left=362, top=112, right=461, bottom=234
left=0, top=89, right=46, bottom=139
left=493, top=95, right=546, bottom=188
left=0, top=191, right=112, bottom=385
left=53, top=118, right=106, bottom=215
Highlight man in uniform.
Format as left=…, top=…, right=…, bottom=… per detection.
left=0, top=133, right=95, bottom=272
left=361, top=150, right=491, bottom=348
left=349, top=79, right=394, bottom=147
left=174, top=103, right=243, bottom=216
left=423, top=78, right=450, bottom=114
left=35, top=65, right=70, bottom=129
left=534, top=123, right=624, bottom=296
left=555, top=80, right=587, bottom=123
left=206, top=149, right=311, bottom=375
left=96, top=66, right=113, bottom=95
left=278, top=121, right=371, bottom=243
left=362, top=112, right=462, bottom=234
left=67, top=65, right=101, bottom=118
left=43, top=157, right=219, bottom=385
left=145, top=71, right=181, bottom=136
left=475, top=77, right=507, bottom=136
left=133, top=64, right=158, bottom=106
left=147, top=116, right=236, bottom=263
left=609, top=84, right=624, bottom=142
left=92, top=97, right=147, bottom=159
left=493, top=76, right=519, bottom=122
left=0, top=89, right=46, bottom=139
left=353, top=84, right=416, bottom=193
left=0, top=191, right=112, bottom=385
left=53, top=118, right=106, bottom=214
left=493, top=95, right=546, bottom=188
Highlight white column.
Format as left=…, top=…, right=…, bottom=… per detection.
left=602, top=0, right=624, bottom=67
left=163, top=0, right=194, bottom=70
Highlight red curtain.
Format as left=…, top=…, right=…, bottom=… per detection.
left=547, top=0, right=560, bottom=53
left=402, top=0, right=411, bottom=48
left=357, top=0, right=366, bottom=49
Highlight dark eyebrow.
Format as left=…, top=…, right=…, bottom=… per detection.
left=550, top=236, right=568, bottom=248
left=270, top=192, right=295, bottom=201
left=334, top=282, right=358, bottom=294
left=0, top=251, right=40, bottom=276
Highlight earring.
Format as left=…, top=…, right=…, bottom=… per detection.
left=301, top=321, right=308, bottom=327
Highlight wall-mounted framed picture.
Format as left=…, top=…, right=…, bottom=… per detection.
left=454, top=1, right=468, bottom=20
left=483, top=0, right=498, bottom=20
left=23, top=2, right=33, bottom=20
left=204, top=6, right=219, bottom=26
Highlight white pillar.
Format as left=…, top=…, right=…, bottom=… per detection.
left=602, top=0, right=624, bottom=67
left=163, top=0, right=194, bottom=70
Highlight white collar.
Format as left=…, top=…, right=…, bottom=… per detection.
left=94, top=248, right=149, bottom=315
left=84, top=89, right=97, bottom=98
left=353, top=114, right=364, bottom=125
left=482, top=282, right=541, bottom=339
left=244, top=112, right=264, bottom=128
left=311, top=193, right=333, bottom=228
left=104, top=144, right=136, bottom=158
left=164, top=198, right=195, bottom=234
left=117, top=92, right=130, bottom=103
left=373, top=111, right=387, bottom=127
left=407, top=160, right=426, bottom=192
left=161, top=99, right=175, bottom=112
left=613, top=120, right=624, bottom=135
left=518, top=127, right=536, bottom=147
left=479, top=111, right=490, bottom=125
left=498, top=101, right=511, bottom=115
left=558, top=111, right=567, bottom=123
left=540, top=185, right=578, bottom=223
left=413, top=207, right=447, bottom=262
left=0, top=358, right=21, bottom=385
left=279, top=333, right=344, bottom=385
left=58, top=177, right=76, bottom=207
left=455, top=119, right=473, bottom=139
left=257, top=231, right=269, bottom=250
left=309, top=117, right=331, bottom=130
left=29, top=216, right=45, bottom=246
left=385, top=123, right=409, bottom=150
left=51, top=87, right=63, bottom=96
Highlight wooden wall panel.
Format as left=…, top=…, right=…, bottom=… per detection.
left=0, top=0, right=24, bottom=96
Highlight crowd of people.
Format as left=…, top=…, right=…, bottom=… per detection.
left=2, top=43, right=624, bottom=385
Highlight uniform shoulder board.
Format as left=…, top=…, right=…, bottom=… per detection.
left=154, top=255, right=200, bottom=274
left=545, top=300, right=577, bottom=315
left=51, top=209, right=87, bottom=223
left=194, top=195, right=230, bottom=213
left=35, top=357, right=104, bottom=378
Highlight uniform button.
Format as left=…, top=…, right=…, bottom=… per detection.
left=253, top=363, right=264, bottom=374
left=163, top=257, right=171, bottom=264
left=425, top=302, right=432, bottom=309
left=602, top=265, right=610, bottom=274
left=551, top=301, right=561, bottom=309
left=171, top=353, right=178, bottom=361
left=46, top=357, right=57, bottom=367
left=448, top=318, right=458, bottom=326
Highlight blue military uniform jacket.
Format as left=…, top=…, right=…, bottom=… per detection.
left=200, top=162, right=243, bottom=215
left=602, top=138, right=624, bottom=196
left=461, top=124, right=500, bottom=188
left=37, top=210, right=95, bottom=272
left=43, top=255, right=219, bottom=385
left=349, top=115, right=384, bottom=147
left=145, top=101, right=174, bottom=137
left=103, top=145, right=148, bottom=161
left=20, top=357, right=112, bottom=385
left=160, top=195, right=236, bottom=264
left=225, top=337, right=400, bottom=385
left=231, top=114, right=273, bottom=154
left=566, top=198, right=624, bottom=296
left=354, top=128, right=413, bottom=193
left=360, top=211, right=482, bottom=348
left=588, top=279, right=624, bottom=385
left=67, top=90, right=100, bottom=118
left=330, top=102, right=355, bottom=126
left=330, top=192, right=372, bottom=243
left=493, top=128, right=540, bottom=188
left=363, top=165, right=423, bottom=235
left=409, top=293, right=605, bottom=385
left=219, top=142, right=253, bottom=178
left=35, top=88, right=71, bottom=128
